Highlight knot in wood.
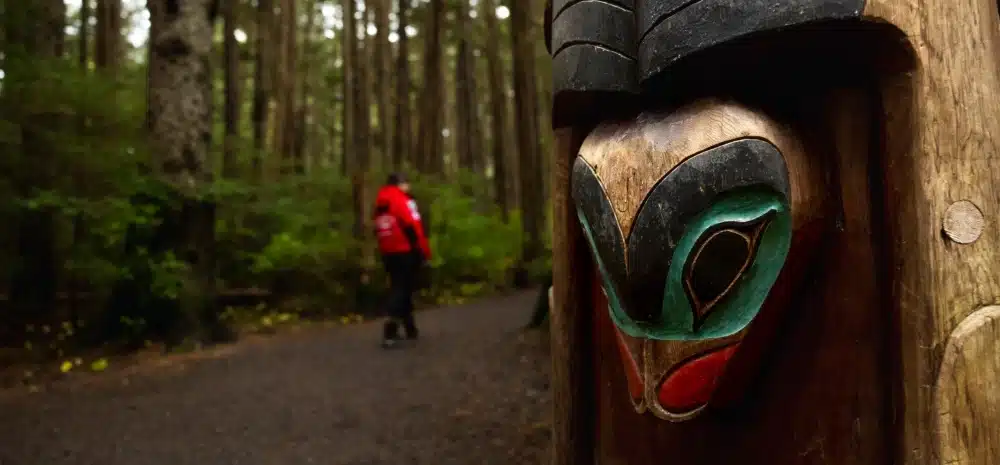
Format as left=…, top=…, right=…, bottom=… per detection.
left=942, top=200, right=984, bottom=244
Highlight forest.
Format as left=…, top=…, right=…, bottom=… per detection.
left=0, top=0, right=553, bottom=370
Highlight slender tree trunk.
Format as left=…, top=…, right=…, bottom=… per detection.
left=356, top=3, right=371, bottom=176
left=511, top=0, right=545, bottom=284
left=391, top=0, right=411, bottom=170
left=95, top=0, right=122, bottom=70
left=4, top=0, right=66, bottom=328
left=252, top=0, right=273, bottom=181
left=343, top=0, right=367, bottom=239
left=482, top=0, right=509, bottom=220
left=70, top=0, right=92, bottom=326
left=282, top=0, right=297, bottom=171
left=79, top=0, right=91, bottom=68
left=455, top=0, right=483, bottom=174
left=223, top=0, right=240, bottom=179
left=415, top=0, right=444, bottom=174
left=294, top=0, right=317, bottom=174
left=453, top=0, right=473, bottom=174
left=372, top=0, right=391, bottom=169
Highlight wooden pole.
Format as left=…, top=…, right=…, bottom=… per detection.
left=546, top=0, right=1000, bottom=463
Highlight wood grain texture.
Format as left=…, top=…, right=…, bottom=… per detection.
left=550, top=126, right=596, bottom=465
left=935, top=306, right=1000, bottom=465
left=864, top=1, right=1000, bottom=463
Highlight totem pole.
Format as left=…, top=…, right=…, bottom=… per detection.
left=546, top=1, right=1000, bottom=465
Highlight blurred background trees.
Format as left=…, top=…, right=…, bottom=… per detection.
left=0, top=0, right=553, bottom=358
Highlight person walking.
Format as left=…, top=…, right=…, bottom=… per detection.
left=373, top=173, right=431, bottom=348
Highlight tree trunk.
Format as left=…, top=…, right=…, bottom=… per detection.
left=482, top=0, right=509, bottom=220
left=4, top=0, right=66, bottom=328
left=453, top=0, right=482, bottom=176
left=356, top=3, right=372, bottom=177
left=293, top=0, right=317, bottom=174
left=415, top=0, right=444, bottom=174
left=222, top=0, right=240, bottom=179
left=373, top=0, right=392, bottom=169
left=95, top=0, right=122, bottom=70
left=252, top=0, right=273, bottom=181
left=391, top=0, right=411, bottom=170
left=511, top=1, right=545, bottom=283
left=146, top=0, right=226, bottom=345
left=79, top=0, right=90, bottom=67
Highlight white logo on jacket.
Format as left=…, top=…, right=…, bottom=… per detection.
left=407, top=199, right=421, bottom=220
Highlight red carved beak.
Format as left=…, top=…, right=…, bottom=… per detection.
left=656, top=344, right=740, bottom=415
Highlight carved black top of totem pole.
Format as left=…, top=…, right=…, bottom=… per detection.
left=549, top=0, right=864, bottom=101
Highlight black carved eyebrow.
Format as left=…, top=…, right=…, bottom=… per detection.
left=572, top=158, right=634, bottom=317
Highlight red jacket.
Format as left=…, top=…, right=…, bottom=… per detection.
left=373, top=185, right=431, bottom=259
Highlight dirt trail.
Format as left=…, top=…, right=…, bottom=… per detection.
left=0, top=292, right=551, bottom=465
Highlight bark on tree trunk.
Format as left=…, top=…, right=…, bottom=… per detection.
left=511, top=0, right=545, bottom=284
left=223, top=0, right=240, bottom=179
left=4, top=0, right=66, bottom=327
left=252, top=0, right=273, bottom=181
left=482, top=0, right=509, bottom=221
left=415, top=0, right=444, bottom=174
left=391, top=0, right=411, bottom=170
left=373, top=0, right=392, bottom=169
left=453, top=0, right=482, bottom=176
left=146, top=0, right=227, bottom=345
left=95, top=0, right=122, bottom=70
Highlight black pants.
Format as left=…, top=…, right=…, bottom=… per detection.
left=382, top=252, right=420, bottom=340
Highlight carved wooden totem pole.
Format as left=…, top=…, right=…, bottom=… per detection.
left=546, top=1, right=1000, bottom=464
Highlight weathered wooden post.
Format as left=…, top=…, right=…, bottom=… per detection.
left=546, top=1, right=1000, bottom=464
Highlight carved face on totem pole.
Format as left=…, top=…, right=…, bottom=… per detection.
left=548, top=0, right=841, bottom=422
left=573, top=103, right=827, bottom=421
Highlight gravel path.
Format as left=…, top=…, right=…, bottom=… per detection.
left=0, top=292, right=552, bottom=465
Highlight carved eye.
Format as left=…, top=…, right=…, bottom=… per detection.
left=684, top=214, right=772, bottom=326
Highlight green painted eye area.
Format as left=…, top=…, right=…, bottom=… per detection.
left=683, top=212, right=774, bottom=329
left=602, top=189, right=792, bottom=341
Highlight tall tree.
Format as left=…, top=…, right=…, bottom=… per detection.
left=293, top=0, right=319, bottom=173
left=414, top=0, right=445, bottom=174
left=511, top=0, right=545, bottom=283
left=4, top=0, right=67, bottom=325
left=146, top=0, right=224, bottom=343
left=272, top=0, right=297, bottom=172
left=223, top=0, right=241, bottom=178
left=482, top=0, right=509, bottom=219
left=343, top=0, right=367, bottom=238
left=391, top=0, right=411, bottom=170
left=356, top=2, right=372, bottom=176
left=79, top=0, right=91, bottom=68
left=373, top=0, right=392, bottom=168
left=252, top=0, right=273, bottom=180
left=453, top=0, right=483, bottom=175
left=95, top=0, right=123, bottom=70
